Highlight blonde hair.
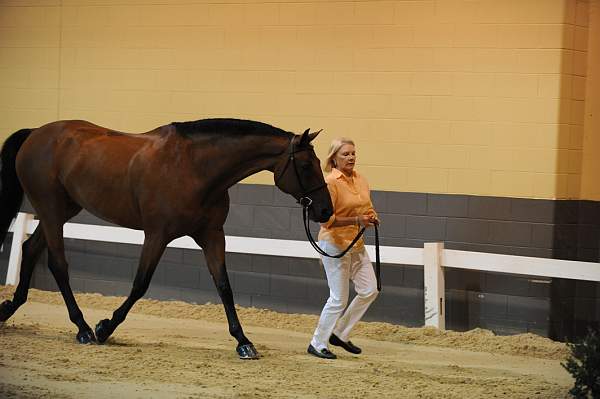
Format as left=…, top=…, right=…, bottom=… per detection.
left=323, top=137, right=355, bottom=172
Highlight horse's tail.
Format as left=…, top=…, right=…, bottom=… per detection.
left=0, top=128, right=33, bottom=245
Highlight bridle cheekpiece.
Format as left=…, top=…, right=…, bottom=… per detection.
left=275, top=136, right=326, bottom=207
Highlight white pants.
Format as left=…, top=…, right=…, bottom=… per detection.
left=310, top=241, right=379, bottom=351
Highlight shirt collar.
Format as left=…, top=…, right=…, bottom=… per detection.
left=331, top=168, right=356, bottom=181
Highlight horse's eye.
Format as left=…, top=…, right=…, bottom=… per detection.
left=301, top=163, right=311, bottom=171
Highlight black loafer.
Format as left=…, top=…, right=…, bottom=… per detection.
left=329, top=334, right=362, bottom=354
left=307, top=344, right=337, bottom=359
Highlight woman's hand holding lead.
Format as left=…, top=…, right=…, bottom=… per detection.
left=358, top=214, right=379, bottom=227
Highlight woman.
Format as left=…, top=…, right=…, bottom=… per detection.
left=307, top=137, right=379, bottom=360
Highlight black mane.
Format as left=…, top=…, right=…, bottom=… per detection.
left=171, top=118, right=292, bottom=139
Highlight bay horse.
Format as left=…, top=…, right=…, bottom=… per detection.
left=0, top=118, right=333, bottom=359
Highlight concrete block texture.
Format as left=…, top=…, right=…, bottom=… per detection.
left=2, top=0, right=589, bottom=201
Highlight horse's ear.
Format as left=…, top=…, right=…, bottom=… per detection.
left=308, top=129, right=322, bottom=142
left=299, top=128, right=310, bottom=146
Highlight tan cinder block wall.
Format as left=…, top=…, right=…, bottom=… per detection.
left=0, top=0, right=597, bottom=200
left=0, top=1, right=61, bottom=131
left=581, top=0, right=600, bottom=200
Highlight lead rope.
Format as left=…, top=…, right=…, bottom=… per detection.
left=302, top=205, right=381, bottom=292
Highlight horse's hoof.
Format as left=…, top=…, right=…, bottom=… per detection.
left=237, top=344, right=260, bottom=360
left=95, top=319, right=111, bottom=343
left=76, top=330, right=97, bottom=344
left=0, top=300, right=13, bottom=322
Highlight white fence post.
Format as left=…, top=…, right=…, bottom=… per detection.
left=6, top=212, right=33, bottom=286
left=424, top=242, right=445, bottom=329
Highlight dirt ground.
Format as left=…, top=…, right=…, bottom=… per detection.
left=0, top=286, right=573, bottom=398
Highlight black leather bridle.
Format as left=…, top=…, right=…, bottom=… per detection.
left=275, top=137, right=381, bottom=291
left=274, top=137, right=327, bottom=207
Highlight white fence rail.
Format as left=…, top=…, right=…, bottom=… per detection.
left=5, top=212, right=600, bottom=329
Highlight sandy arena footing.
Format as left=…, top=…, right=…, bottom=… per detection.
left=0, top=286, right=572, bottom=399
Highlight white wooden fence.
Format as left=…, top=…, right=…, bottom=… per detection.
left=5, top=212, right=600, bottom=329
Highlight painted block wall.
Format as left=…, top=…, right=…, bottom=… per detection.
left=1, top=0, right=598, bottom=200
left=580, top=0, right=600, bottom=200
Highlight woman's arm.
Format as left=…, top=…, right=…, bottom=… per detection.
left=325, top=214, right=378, bottom=228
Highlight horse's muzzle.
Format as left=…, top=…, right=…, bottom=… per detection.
left=299, top=196, right=333, bottom=223
left=319, top=208, right=333, bottom=223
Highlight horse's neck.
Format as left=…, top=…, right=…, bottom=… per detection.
left=193, top=133, right=289, bottom=192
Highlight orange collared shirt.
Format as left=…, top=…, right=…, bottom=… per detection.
left=318, top=168, right=377, bottom=251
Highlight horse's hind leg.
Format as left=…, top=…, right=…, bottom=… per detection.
left=42, top=217, right=96, bottom=344
left=95, top=233, right=167, bottom=343
left=0, top=226, right=47, bottom=323
left=193, top=228, right=259, bottom=359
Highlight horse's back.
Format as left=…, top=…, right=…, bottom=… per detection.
left=16, top=120, right=167, bottom=229
left=27, top=119, right=157, bottom=143
left=17, top=120, right=159, bottom=178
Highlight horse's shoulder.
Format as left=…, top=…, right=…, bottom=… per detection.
left=154, top=123, right=178, bottom=137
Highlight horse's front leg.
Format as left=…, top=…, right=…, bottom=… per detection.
left=193, top=228, right=258, bottom=359
left=95, top=233, right=167, bottom=343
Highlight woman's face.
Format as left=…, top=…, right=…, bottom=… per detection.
left=334, top=143, right=356, bottom=176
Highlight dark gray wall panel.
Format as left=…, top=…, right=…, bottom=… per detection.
left=428, top=194, right=469, bottom=217
left=446, top=218, right=491, bottom=244
left=406, top=216, right=446, bottom=241
left=467, top=196, right=512, bottom=220
left=386, top=192, right=427, bottom=215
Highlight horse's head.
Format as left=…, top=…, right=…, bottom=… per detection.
left=274, top=129, right=334, bottom=223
